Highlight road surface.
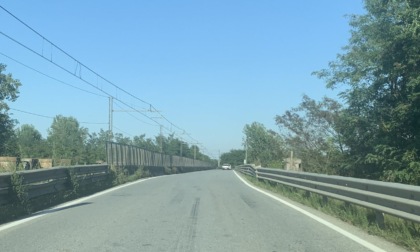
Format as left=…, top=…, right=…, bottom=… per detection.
left=0, top=170, right=406, bottom=252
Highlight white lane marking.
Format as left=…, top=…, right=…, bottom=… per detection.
left=0, top=176, right=158, bottom=233
left=233, top=171, right=387, bottom=252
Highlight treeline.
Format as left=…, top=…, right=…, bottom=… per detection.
left=223, top=1, right=420, bottom=185
left=0, top=65, right=211, bottom=166
left=2, top=115, right=212, bottom=166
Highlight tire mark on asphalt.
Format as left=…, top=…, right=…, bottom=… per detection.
left=185, top=197, right=200, bottom=251
left=190, top=197, right=200, bottom=219
left=174, top=197, right=200, bottom=252
left=240, top=193, right=257, bottom=209
left=169, top=189, right=185, bottom=205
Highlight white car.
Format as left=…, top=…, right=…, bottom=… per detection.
left=221, top=164, right=231, bottom=170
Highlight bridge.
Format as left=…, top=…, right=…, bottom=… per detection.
left=0, top=167, right=409, bottom=252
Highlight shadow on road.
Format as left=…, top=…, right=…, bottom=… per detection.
left=34, top=202, right=92, bottom=216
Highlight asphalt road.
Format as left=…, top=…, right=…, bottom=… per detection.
left=0, top=170, right=407, bottom=252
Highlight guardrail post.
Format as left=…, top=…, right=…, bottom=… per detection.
left=322, top=196, right=328, bottom=206
left=255, top=167, right=258, bottom=179
left=375, top=211, right=385, bottom=229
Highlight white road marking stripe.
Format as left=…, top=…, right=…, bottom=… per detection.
left=233, top=171, right=387, bottom=252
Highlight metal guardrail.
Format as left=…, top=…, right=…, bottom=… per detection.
left=236, top=165, right=256, bottom=177
left=0, top=161, right=215, bottom=207
left=0, top=164, right=109, bottom=206
left=236, top=165, right=420, bottom=224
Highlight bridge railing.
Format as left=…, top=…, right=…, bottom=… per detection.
left=0, top=144, right=214, bottom=208
left=235, top=165, right=420, bottom=224
left=106, top=141, right=213, bottom=169
left=0, top=164, right=108, bottom=206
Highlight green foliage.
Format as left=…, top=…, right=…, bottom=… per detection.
left=114, top=133, right=133, bottom=146
left=220, top=149, right=245, bottom=167
left=0, top=64, right=21, bottom=156
left=83, top=129, right=110, bottom=164
left=66, top=169, right=80, bottom=196
left=110, top=165, right=148, bottom=185
left=0, top=64, right=20, bottom=106
left=111, top=168, right=127, bottom=185
left=47, top=115, right=88, bottom=165
left=9, top=172, right=30, bottom=213
left=276, top=95, right=346, bottom=174
left=124, top=132, right=213, bottom=162
left=243, top=122, right=284, bottom=166
left=16, top=124, right=50, bottom=158
left=0, top=62, right=211, bottom=166
left=266, top=160, right=284, bottom=169
left=133, top=134, right=160, bottom=152
left=314, top=0, right=420, bottom=184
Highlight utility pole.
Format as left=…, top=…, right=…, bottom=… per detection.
left=244, top=139, right=248, bottom=164
left=108, top=97, right=113, bottom=141
left=159, top=125, right=163, bottom=153
left=290, top=150, right=294, bottom=170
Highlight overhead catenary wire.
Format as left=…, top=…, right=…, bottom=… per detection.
left=0, top=6, right=153, bottom=104
left=113, top=125, right=134, bottom=138
left=0, top=5, right=210, bottom=156
left=10, top=108, right=107, bottom=125
left=0, top=51, right=108, bottom=98
left=0, top=6, right=189, bottom=134
left=0, top=30, right=164, bottom=131
left=113, top=100, right=157, bottom=127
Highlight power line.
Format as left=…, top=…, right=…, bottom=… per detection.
left=10, top=108, right=107, bottom=125
left=0, top=51, right=107, bottom=98
left=0, top=5, right=211, bottom=156
left=10, top=108, right=52, bottom=119
left=0, top=29, right=163, bottom=127
left=113, top=126, right=134, bottom=138
left=113, top=100, right=157, bottom=127
left=0, top=5, right=150, bottom=105
left=0, top=29, right=173, bottom=134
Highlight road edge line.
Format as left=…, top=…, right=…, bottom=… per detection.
left=233, top=171, right=387, bottom=252
left=0, top=176, right=158, bottom=232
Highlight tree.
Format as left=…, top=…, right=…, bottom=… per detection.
left=133, top=134, right=159, bottom=152
left=83, top=129, right=110, bottom=164
left=0, top=64, right=21, bottom=156
left=314, top=0, right=420, bottom=184
left=220, top=149, right=245, bottom=167
left=16, top=124, right=49, bottom=158
left=243, top=122, right=284, bottom=167
left=275, top=95, right=345, bottom=174
left=47, top=115, right=87, bottom=165
left=114, top=133, right=132, bottom=146
left=156, top=133, right=182, bottom=156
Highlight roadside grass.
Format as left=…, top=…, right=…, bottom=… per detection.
left=0, top=167, right=9, bottom=173
left=239, top=173, right=420, bottom=252
left=0, top=163, right=25, bottom=173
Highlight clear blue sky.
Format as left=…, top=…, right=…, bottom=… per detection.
left=0, top=1, right=365, bottom=159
